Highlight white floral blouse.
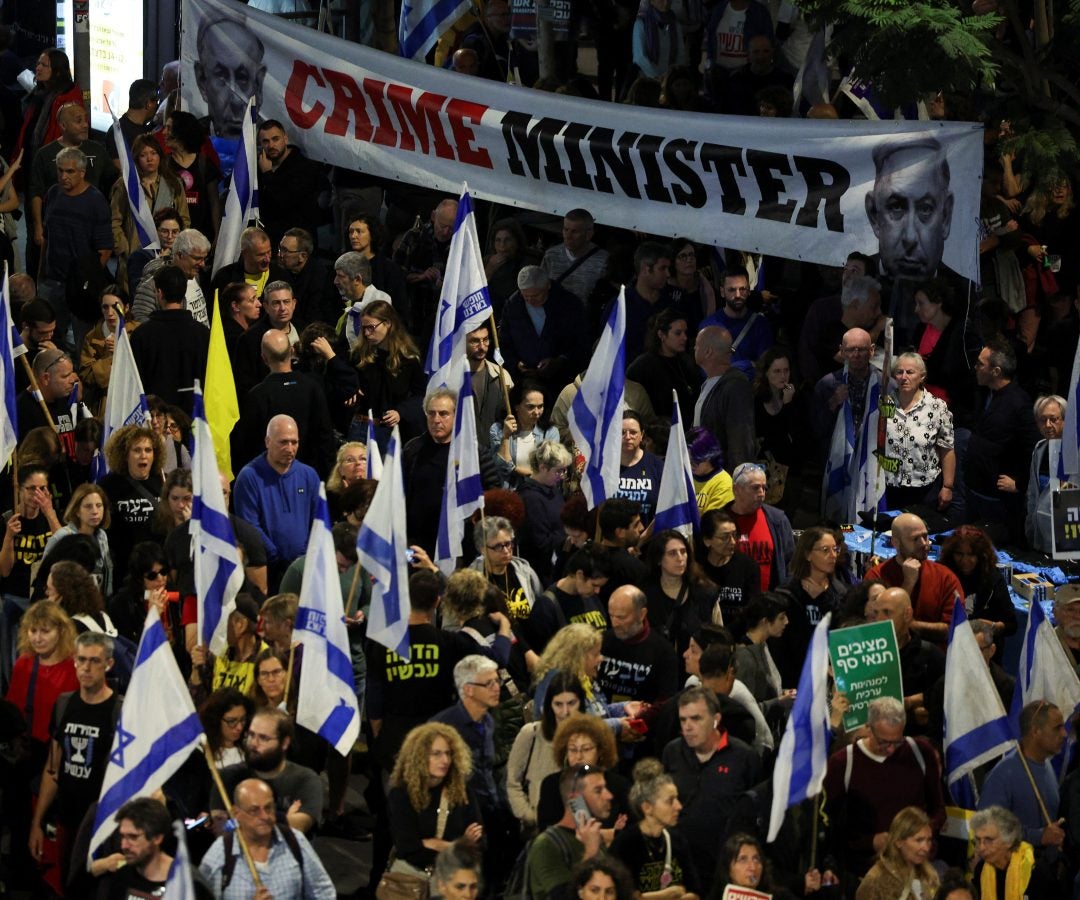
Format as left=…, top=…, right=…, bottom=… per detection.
left=884, top=390, right=955, bottom=487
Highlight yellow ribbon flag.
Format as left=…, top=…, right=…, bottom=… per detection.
left=204, top=290, right=239, bottom=480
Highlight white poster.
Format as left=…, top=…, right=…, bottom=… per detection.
left=181, top=0, right=983, bottom=278
left=88, top=0, right=146, bottom=131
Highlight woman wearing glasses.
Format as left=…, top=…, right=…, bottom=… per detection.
left=106, top=542, right=179, bottom=649
left=772, top=526, right=848, bottom=688
left=349, top=299, right=426, bottom=444
left=78, top=285, right=139, bottom=417
left=199, top=686, right=253, bottom=769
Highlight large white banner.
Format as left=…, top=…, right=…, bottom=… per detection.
left=181, top=0, right=983, bottom=279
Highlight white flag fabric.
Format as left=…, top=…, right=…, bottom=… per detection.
left=944, top=598, right=1013, bottom=808
left=653, top=389, right=699, bottom=537
left=568, top=289, right=626, bottom=509
left=768, top=613, right=832, bottom=842
left=191, top=382, right=243, bottom=656
left=111, top=110, right=159, bottom=249
left=366, top=411, right=384, bottom=481
left=88, top=608, right=205, bottom=860
left=296, top=485, right=361, bottom=756
left=399, top=0, right=470, bottom=60
left=1011, top=596, right=1080, bottom=731
left=357, top=425, right=412, bottom=657
left=424, top=186, right=492, bottom=393
left=1063, top=331, right=1080, bottom=479
left=0, top=266, right=18, bottom=470
left=164, top=821, right=196, bottom=900
left=435, top=371, right=484, bottom=574
left=100, top=316, right=150, bottom=471
left=212, top=97, right=259, bottom=278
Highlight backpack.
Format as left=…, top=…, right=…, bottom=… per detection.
left=221, top=823, right=304, bottom=890
left=504, top=824, right=575, bottom=900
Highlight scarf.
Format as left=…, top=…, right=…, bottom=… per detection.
left=979, top=842, right=1034, bottom=900
left=638, top=3, right=677, bottom=65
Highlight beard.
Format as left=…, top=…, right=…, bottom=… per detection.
left=247, top=744, right=285, bottom=772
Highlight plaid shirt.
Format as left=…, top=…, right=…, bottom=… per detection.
left=199, top=826, right=335, bottom=900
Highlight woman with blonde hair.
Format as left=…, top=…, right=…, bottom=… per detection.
left=856, top=806, right=939, bottom=900
left=42, top=482, right=113, bottom=596
left=533, top=623, right=643, bottom=735
left=386, top=722, right=484, bottom=884
left=348, top=299, right=426, bottom=444
left=327, top=441, right=367, bottom=520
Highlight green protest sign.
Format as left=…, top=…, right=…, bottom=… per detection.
left=828, top=620, right=903, bottom=730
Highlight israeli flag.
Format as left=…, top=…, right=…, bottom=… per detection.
left=768, top=613, right=832, bottom=842
left=212, top=97, right=259, bottom=279
left=1062, top=333, right=1080, bottom=479
left=851, top=377, right=887, bottom=520
left=110, top=110, right=159, bottom=249
left=399, top=0, right=470, bottom=60
left=425, top=186, right=492, bottom=393
left=653, top=390, right=699, bottom=537
left=568, top=288, right=626, bottom=509
left=366, top=411, right=384, bottom=481
left=1010, top=597, right=1080, bottom=738
left=357, top=425, right=412, bottom=658
left=100, top=315, right=150, bottom=473
left=296, top=485, right=361, bottom=756
left=944, top=598, right=1013, bottom=808
left=0, top=267, right=18, bottom=470
left=436, top=374, right=484, bottom=574
left=164, top=820, right=196, bottom=900
left=792, top=28, right=832, bottom=112
left=88, top=608, right=205, bottom=860
left=191, top=382, right=243, bottom=656
left=821, top=372, right=855, bottom=522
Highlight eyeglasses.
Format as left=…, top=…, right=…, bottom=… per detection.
left=222, top=715, right=247, bottom=727
left=468, top=678, right=501, bottom=690
left=487, top=541, right=514, bottom=552
left=258, top=668, right=286, bottom=680
left=869, top=729, right=905, bottom=749
left=812, top=545, right=841, bottom=555
left=712, top=531, right=738, bottom=542
left=567, top=743, right=596, bottom=755
left=144, top=569, right=166, bottom=579
left=361, top=321, right=387, bottom=334
left=278, top=246, right=301, bottom=256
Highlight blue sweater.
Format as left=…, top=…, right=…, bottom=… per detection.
left=979, top=749, right=1059, bottom=846
left=233, top=454, right=320, bottom=564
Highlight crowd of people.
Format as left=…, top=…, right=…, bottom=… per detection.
left=0, top=0, right=1077, bottom=895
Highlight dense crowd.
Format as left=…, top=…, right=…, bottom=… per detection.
left=0, top=0, right=1078, bottom=896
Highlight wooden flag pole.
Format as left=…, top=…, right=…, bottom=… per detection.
left=17, top=355, right=56, bottom=431
left=202, top=745, right=264, bottom=888
left=485, top=313, right=512, bottom=416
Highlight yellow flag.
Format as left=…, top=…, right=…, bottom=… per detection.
left=204, top=290, right=239, bottom=479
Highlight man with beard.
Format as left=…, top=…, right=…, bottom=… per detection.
left=698, top=268, right=774, bottom=376
left=210, top=707, right=323, bottom=834
left=255, top=120, right=328, bottom=249
left=97, top=797, right=175, bottom=896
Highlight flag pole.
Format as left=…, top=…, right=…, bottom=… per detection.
left=283, top=640, right=297, bottom=706
left=18, top=356, right=57, bottom=431
left=1015, top=743, right=1054, bottom=826
left=202, top=746, right=265, bottom=888
left=809, top=793, right=820, bottom=870
left=485, top=313, right=512, bottom=416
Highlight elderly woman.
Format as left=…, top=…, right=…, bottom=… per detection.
left=433, top=840, right=483, bottom=900
left=78, top=286, right=140, bottom=416
left=130, top=228, right=212, bottom=325
left=515, top=439, right=572, bottom=584
left=1027, top=394, right=1068, bottom=552
left=532, top=623, right=642, bottom=737
left=884, top=351, right=956, bottom=512
left=468, top=516, right=544, bottom=631
left=386, top=722, right=484, bottom=883
left=505, top=670, right=585, bottom=833
left=626, top=307, right=703, bottom=424
left=536, top=712, right=632, bottom=834
left=855, top=807, right=939, bottom=900
left=98, top=424, right=166, bottom=576
left=971, top=805, right=1053, bottom=899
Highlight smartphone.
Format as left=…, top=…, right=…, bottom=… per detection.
left=405, top=548, right=417, bottom=564
left=184, top=814, right=208, bottom=830
left=568, top=794, right=591, bottom=826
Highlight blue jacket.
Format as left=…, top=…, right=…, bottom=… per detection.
left=498, top=283, right=590, bottom=376
left=233, top=454, right=321, bottom=564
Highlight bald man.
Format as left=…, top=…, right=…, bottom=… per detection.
left=867, top=587, right=945, bottom=734
left=811, top=326, right=893, bottom=450
left=233, top=414, right=321, bottom=590
left=694, top=325, right=756, bottom=471
left=233, top=329, right=335, bottom=477
left=864, top=514, right=963, bottom=643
